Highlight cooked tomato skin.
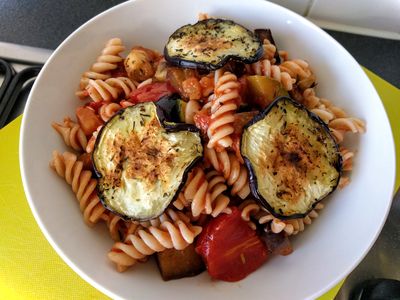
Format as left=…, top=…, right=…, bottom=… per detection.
left=193, top=109, right=211, bottom=138
left=196, top=207, right=268, bottom=282
left=87, top=101, right=103, bottom=113
left=129, top=82, right=176, bottom=103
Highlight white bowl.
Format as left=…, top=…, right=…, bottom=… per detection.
left=20, top=0, right=396, bottom=299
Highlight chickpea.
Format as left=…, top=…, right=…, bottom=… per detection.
left=124, top=48, right=155, bottom=82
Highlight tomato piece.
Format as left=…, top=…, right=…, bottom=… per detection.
left=193, top=109, right=211, bottom=139
left=182, top=77, right=202, bottom=101
left=76, top=106, right=103, bottom=136
left=87, top=101, right=104, bottom=113
left=196, top=207, right=268, bottom=282
left=129, top=82, right=176, bottom=103
left=120, top=100, right=134, bottom=108
left=166, top=67, right=186, bottom=96
left=199, top=75, right=214, bottom=97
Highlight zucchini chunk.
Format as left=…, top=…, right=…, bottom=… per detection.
left=164, top=19, right=263, bottom=71
left=246, top=75, right=288, bottom=109
left=241, top=97, right=342, bottom=219
left=93, top=102, right=203, bottom=221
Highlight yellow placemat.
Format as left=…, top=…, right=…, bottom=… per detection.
left=0, top=69, right=398, bottom=300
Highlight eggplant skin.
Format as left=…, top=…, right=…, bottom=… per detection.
left=164, top=19, right=263, bottom=71
left=241, top=96, right=342, bottom=219
left=92, top=102, right=203, bottom=221
left=254, top=29, right=281, bottom=64
left=156, top=93, right=187, bottom=123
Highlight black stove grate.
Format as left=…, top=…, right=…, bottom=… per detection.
left=0, top=58, right=41, bottom=128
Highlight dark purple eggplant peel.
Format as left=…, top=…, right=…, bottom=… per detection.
left=164, top=19, right=263, bottom=71
left=254, top=29, right=281, bottom=64
left=241, top=96, right=342, bottom=219
left=92, top=102, right=203, bottom=221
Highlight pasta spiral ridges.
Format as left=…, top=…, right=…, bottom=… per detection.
left=239, top=199, right=324, bottom=236
left=280, top=59, right=317, bottom=91
left=250, top=59, right=295, bottom=91
left=52, top=118, right=87, bottom=152
left=338, top=146, right=355, bottom=189
left=108, top=208, right=202, bottom=272
left=102, top=213, right=127, bottom=241
left=204, top=147, right=250, bottom=199
left=174, top=168, right=231, bottom=217
left=86, top=77, right=136, bottom=102
left=50, top=151, right=106, bottom=226
left=279, top=59, right=313, bottom=81
left=204, top=170, right=231, bottom=217
left=99, top=102, right=122, bottom=122
left=77, top=38, right=125, bottom=97
left=261, top=39, right=278, bottom=62
left=340, top=147, right=354, bottom=172
left=207, top=70, right=239, bottom=150
left=85, top=125, right=102, bottom=154
left=302, top=88, right=366, bottom=143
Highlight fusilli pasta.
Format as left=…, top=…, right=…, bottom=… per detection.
left=86, top=77, right=136, bottom=102
left=98, top=102, right=122, bottom=122
left=204, top=147, right=250, bottom=199
left=239, top=199, right=324, bottom=236
left=52, top=118, right=87, bottom=152
left=85, top=125, right=103, bottom=154
left=77, top=38, right=125, bottom=98
left=249, top=59, right=295, bottom=91
left=50, top=151, right=106, bottom=226
left=174, top=167, right=231, bottom=217
left=207, top=70, right=239, bottom=150
left=108, top=208, right=202, bottom=272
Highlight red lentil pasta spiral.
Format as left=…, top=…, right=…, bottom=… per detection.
left=249, top=59, right=295, bottom=91
left=173, top=167, right=231, bottom=217
left=108, top=209, right=202, bottom=272
left=98, top=102, right=122, bottom=122
left=207, top=70, right=239, bottom=150
left=85, top=125, right=103, bottom=154
left=50, top=151, right=106, bottom=226
left=239, top=199, right=324, bottom=236
left=76, top=38, right=125, bottom=98
left=86, top=77, right=136, bottom=102
left=52, top=118, right=87, bottom=152
left=261, top=38, right=278, bottom=62
left=204, top=147, right=251, bottom=199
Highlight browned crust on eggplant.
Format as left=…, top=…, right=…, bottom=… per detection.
left=241, top=96, right=342, bottom=219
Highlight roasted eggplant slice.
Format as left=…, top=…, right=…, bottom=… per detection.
left=241, top=97, right=342, bottom=219
left=164, top=19, right=263, bottom=71
left=93, top=102, right=203, bottom=221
